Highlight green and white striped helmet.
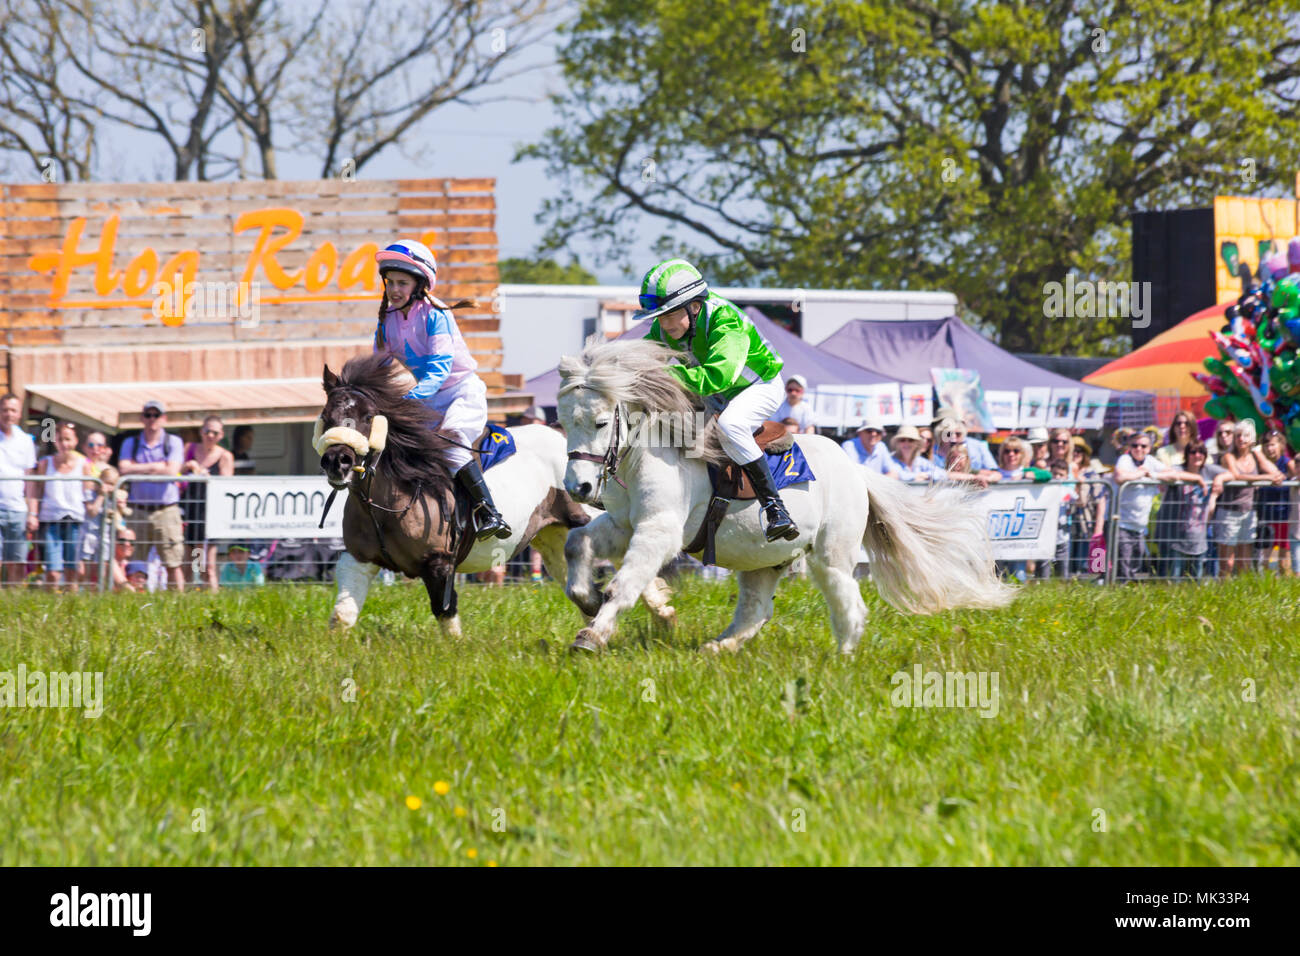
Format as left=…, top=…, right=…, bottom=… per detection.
left=638, top=258, right=709, bottom=320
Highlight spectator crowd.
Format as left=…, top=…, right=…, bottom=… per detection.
left=0, top=393, right=316, bottom=592
left=825, top=392, right=1299, bottom=582
left=2, top=379, right=1298, bottom=592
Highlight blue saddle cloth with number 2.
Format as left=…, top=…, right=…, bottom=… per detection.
left=476, top=424, right=517, bottom=471
left=767, top=442, right=815, bottom=490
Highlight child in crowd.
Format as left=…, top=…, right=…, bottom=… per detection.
left=1035, top=458, right=1075, bottom=579
left=81, top=465, right=129, bottom=587
left=125, top=560, right=149, bottom=592
left=220, top=542, right=266, bottom=588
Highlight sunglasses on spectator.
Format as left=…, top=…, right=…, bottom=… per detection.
left=1130, top=441, right=1149, bottom=448
left=203, top=429, right=220, bottom=436
left=87, top=442, right=105, bottom=448
left=141, top=411, right=161, bottom=419
left=1049, top=438, right=1069, bottom=444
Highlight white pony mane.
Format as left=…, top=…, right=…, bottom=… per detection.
left=557, top=338, right=729, bottom=464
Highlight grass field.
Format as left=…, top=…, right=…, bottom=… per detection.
left=2, top=573, right=1299, bottom=866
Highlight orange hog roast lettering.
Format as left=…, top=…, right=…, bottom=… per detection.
left=26, top=209, right=429, bottom=325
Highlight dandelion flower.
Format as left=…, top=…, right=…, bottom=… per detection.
left=453, top=806, right=467, bottom=817
left=487, top=860, right=498, bottom=867
left=434, top=780, right=450, bottom=796
left=467, top=848, right=478, bottom=859
left=405, top=795, right=422, bottom=811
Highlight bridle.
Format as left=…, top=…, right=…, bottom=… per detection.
left=313, top=393, right=423, bottom=568
left=566, top=400, right=631, bottom=503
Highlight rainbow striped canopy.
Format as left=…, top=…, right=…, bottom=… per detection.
left=1082, top=303, right=1228, bottom=410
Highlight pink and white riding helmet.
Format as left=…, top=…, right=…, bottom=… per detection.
left=375, top=239, right=437, bottom=291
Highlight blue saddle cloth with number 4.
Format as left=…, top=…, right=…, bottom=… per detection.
left=476, top=424, right=517, bottom=471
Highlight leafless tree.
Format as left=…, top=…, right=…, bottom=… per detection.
left=294, top=0, right=558, bottom=179
left=0, top=0, right=560, bottom=182
left=0, top=0, right=95, bottom=180
left=45, top=0, right=245, bottom=180
left=212, top=0, right=328, bottom=179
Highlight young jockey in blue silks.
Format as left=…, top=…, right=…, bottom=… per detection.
left=639, top=257, right=799, bottom=542
left=373, top=239, right=511, bottom=540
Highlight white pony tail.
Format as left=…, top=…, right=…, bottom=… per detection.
left=859, top=470, right=1016, bottom=614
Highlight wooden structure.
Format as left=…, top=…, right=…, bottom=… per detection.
left=0, top=177, right=529, bottom=429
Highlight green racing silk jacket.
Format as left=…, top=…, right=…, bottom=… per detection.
left=644, top=292, right=784, bottom=401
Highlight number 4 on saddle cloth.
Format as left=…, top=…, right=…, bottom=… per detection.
left=474, top=424, right=517, bottom=470
left=684, top=421, right=817, bottom=566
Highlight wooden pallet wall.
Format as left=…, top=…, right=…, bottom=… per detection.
left=0, top=177, right=503, bottom=387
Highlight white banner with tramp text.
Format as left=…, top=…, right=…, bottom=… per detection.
left=204, top=476, right=344, bottom=539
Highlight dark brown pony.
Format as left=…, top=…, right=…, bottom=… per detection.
left=319, top=353, right=466, bottom=619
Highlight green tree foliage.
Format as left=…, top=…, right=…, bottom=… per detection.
left=498, top=256, right=598, bottom=284
left=522, top=0, right=1300, bottom=353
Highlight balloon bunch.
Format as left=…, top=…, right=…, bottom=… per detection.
left=1193, top=238, right=1300, bottom=451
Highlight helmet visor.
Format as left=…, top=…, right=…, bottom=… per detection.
left=639, top=293, right=662, bottom=311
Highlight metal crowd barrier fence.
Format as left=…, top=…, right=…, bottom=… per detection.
left=104, top=473, right=349, bottom=592
left=902, top=477, right=1116, bottom=584
left=102, top=474, right=550, bottom=592
left=9, top=471, right=1294, bottom=593
left=1108, top=478, right=1300, bottom=583
left=0, top=473, right=111, bottom=590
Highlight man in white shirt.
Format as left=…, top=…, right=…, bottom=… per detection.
left=1112, top=430, right=1205, bottom=580
left=841, top=418, right=901, bottom=478
left=774, top=374, right=816, bottom=433
left=0, top=393, right=38, bottom=584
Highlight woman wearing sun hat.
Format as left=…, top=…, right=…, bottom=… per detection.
left=889, top=425, right=938, bottom=482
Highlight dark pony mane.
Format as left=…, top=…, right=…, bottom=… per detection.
left=332, top=352, right=456, bottom=493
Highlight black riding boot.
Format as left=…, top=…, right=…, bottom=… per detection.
left=455, top=461, right=512, bottom=540
left=740, top=458, right=799, bottom=542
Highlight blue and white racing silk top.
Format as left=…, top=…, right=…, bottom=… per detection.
left=374, top=299, right=478, bottom=399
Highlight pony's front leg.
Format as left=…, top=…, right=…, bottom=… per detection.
left=329, top=552, right=380, bottom=630
left=571, top=519, right=680, bottom=652
left=564, top=513, right=631, bottom=619
left=552, top=520, right=675, bottom=626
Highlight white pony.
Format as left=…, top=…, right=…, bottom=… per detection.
left=557, top=339, right=1015, bottom=654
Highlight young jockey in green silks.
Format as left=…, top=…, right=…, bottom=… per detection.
left=638, top=258, right=799, bottom=542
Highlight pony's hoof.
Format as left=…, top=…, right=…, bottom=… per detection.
left=569, top=628, right=602, bottom=653
left=653, top=607, right=678, bottom=629
left=700, top=638, right=741, bottom=655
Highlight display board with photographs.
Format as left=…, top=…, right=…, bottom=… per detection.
left=930, top=368, right=995, bottom=432
left=1018, top=387, right=1051, bottom=428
